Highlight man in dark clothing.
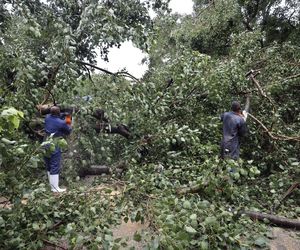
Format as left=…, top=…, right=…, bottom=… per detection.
left=44, top=106, right=72, bottom=192
left=220, top=101, right=248, bottom=160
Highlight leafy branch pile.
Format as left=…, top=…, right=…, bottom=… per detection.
left=1, top=0, right=300, bottom=249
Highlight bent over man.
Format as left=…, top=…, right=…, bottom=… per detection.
left=44, top=106, right=72, bottom=192
left=220, top=101, right=248, bottom=160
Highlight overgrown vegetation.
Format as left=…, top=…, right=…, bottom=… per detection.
left=0, top=0, right=299, bottom=249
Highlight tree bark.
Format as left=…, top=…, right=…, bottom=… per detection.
left=176, top=184, right=202, bottom=195
left=242, top=211, right=300, bottom=230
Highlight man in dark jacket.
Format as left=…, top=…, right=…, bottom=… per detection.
left=220, top=101, right=248, bottom=160
left=44, top=106, right=72, bottom=192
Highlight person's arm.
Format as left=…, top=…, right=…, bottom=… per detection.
left=238, top=119, right=248, bottom=137
left=60, top=120, right=72, bottom=135
left=220, top=113, right=224, bottom=121
left=242, top=95, right=251, bottom=121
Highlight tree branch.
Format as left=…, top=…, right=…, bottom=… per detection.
left=251, top=75, right=266, bottom=96
left=42, top=240, right=67, bottom=250
left=176, top=184, right=202, bottom=195
left=82, top=64, right=94, bottom=84
left=283, top=73, right=300, bottom=82
left=46, top=88, right=56, bottom=106
left=76, top=60, right=140, bottom=82
left=154, top=78, right=174, bottom=106
left=248, top=113, right=300, bottom=142
left=246, top=70, right=276, bottom=114
left=242, top=211, right=300, bottom=230
left=273, top=182, right=300, bottom=212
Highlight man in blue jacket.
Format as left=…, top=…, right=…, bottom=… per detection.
left=44, top=106, right=72, bottom=192
left=220, top=101, right=248, bottom=160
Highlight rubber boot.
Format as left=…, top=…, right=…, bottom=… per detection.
left=49, top=174, right=66, bottom=193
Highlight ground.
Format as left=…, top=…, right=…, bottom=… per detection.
left=269, top=227, right=300, bottom=250
left=1, top=175, right=299, bottom=249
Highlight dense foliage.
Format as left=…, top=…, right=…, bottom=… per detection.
left=1, top=0, right=299, bottom=249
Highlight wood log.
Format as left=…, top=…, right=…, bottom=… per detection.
left=242, top=211, right=300, bottom=230
left=110, top=124, right=131, bottom=139
left=78, top=165, right=110, bottom=177
left=176, top=184, right=202, bottom=195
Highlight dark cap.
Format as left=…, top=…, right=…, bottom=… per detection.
left=231, top=101, right=241, bottom=112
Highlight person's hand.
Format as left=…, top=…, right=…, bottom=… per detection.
left=242, top=110, right=248, bottom=121
left=65, top=114, right=72, bottom=125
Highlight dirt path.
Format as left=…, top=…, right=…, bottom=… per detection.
left=269, top=227, right=300, bottom=250
left=82, top=175, right=150, bottom=249
left=112, top=219, right=149, bottom=249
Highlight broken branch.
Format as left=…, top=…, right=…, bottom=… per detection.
left=283, top=73, right=300, bottom=82
left=76, top=60, right=140, bottom=82
left=176, top=184, right=202, bottom=195
left=248, top=113, right=300, bottom=142
left=42, top=240, right=67, bottom=250
left=242, top=211, right=300, bottom=230
left=273, top=182, right=300, bottom=212
left=249, top=73, right=276, bottom=108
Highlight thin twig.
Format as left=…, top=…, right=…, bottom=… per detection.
left=248, top=113, right=300, bottom=142
left=154, top=79, right=174, bottom=106
left=249, top=74, right=275, bottom=108
left=273, top=182, right=300, bottom=212
left=49, top=221, right=64, bottom=231
left=82, top=64, right=95, bottom=85
left=283, top=73, right=300, bottom=82
left=42, top=239, right=67, bottom=250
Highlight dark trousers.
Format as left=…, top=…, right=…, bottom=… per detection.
left=220, top=140, right=240, bottom=160
left=44, top=148, right=61, bottom=175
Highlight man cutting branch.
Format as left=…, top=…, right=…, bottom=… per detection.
left=220, top=98, right=249, bottom=160
left=44, top=106, right=72, bottom=192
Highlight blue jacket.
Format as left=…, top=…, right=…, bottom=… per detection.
left=220, top=112, right=247, bottom=159
left=45, top=114, right=72, bottom=137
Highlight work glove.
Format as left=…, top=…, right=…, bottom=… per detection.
left=242, top=110, right=248, bottom=121
left=65, top=114, right=72, bottom=125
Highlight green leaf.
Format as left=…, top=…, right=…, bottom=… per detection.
left=189, top=214, right=197, bottom=220
left=57, top=138, right=68, bottom=150
left=199, top=241, right=209, bottom=250
left=254, top=237, right=267, bottom=247
left=185, top=225, right=197, bottom=234
left=1, top=138, right=16, bottom=145
left=32, top=223, right=40, bottom=230
left=9, top=116, right=20, bottom=129
left=104, top=234, right=113, bottom=242
left=1, top=107, right=19, bottom=116
left=204, top=216, right=217, bottom=226
left=133, top=232, right=142, bottom=242
left=183, top=200, right=191, bottom=209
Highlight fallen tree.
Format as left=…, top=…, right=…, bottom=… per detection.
left=34, top=105, right=132, bottom=139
